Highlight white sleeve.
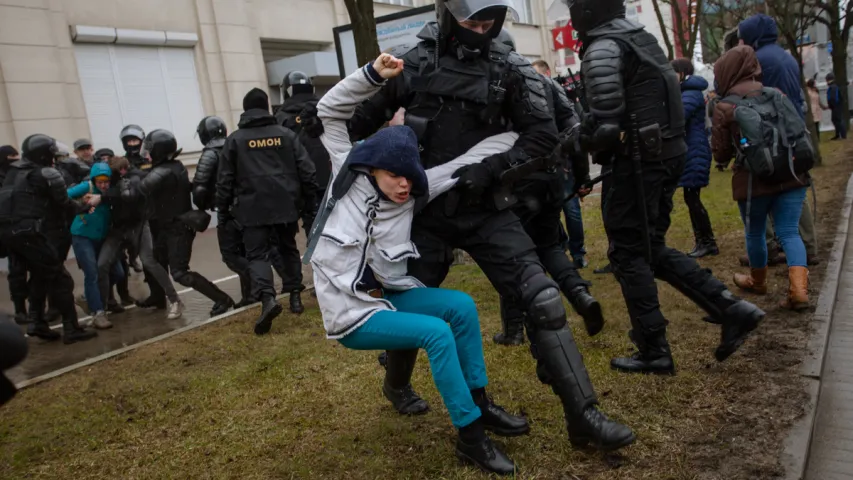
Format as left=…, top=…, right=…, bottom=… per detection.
left=317, top=65, right=386, bottom=176
left=425, top=132, right=519, bottom=201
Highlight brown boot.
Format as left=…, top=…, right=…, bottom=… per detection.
left=733, top=267, right=768, bottom=294
left=781, top=266, right=809, bottom=311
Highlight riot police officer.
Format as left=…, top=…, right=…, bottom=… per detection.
left=349, top=0, right=634, bottom=452
left=120, top=124, right=147, bottom=169
left=217, top=88, right=318, bottom=335
left=276, top=71, right=331, bottom=208
left=566, top=0, right=765, bottom=373
left=122, top=129, right=235, bottom=317
left=0, top=134, right=97, bottom=344
left=193, top=116, right=252, bottom=309
left=491, top=29, right=601, bottom=346
left=0, top=146, right=27, bottom=325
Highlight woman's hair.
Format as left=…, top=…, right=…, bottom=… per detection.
left=807, top=78, right=816, bottom=89
left=723, top=28, right=740, bottom=52
left=671, top=58, right=694, bottom=76
left=108, top=155, right=130, bottom=173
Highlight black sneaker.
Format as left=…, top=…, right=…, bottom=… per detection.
left=135, top=297, right=167, bottom=310
left=455, top=436, right=515, bottom=476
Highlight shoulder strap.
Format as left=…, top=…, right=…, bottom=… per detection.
left=302, top=163, right=364, bottom=265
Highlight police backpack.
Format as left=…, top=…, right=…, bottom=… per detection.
left=722, top=87, right=815, bottom=182
left=0, top=170, right=31, bottom=226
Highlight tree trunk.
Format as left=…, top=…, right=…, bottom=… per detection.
left=343, top=0, right=381, bottom=67
left=651, top=0, right=676, bottom=59
left=831, top=40, right=850, bottom=131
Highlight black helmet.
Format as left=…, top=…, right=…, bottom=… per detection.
left=496, top=28, right=515, bottom=51
left=282, top=71, right=313, bottom=99
left=565, top=0, right=626, bottom=35
left=21, top=134, right=58, bottom=167
left=120, top=124, right=145, bottom=156
left=141, top=129, right=181, bottom=166
left=196, top=116, right=227, bottom=146
left=436, top=0, right=518, bottom=52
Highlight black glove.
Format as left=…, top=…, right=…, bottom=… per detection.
left=451, top=154, right=506, bottom=196
left=299, top=104, right=324, bottom=138
left=301, top=214, right=314, bottom=235
left=574, top=175, right=592, bottom=195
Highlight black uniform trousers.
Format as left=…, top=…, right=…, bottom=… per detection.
left=217, top=218, right=252, bottom=301
left=147, top=219, right=228, bottom=304
left=499, top=173, right=590, bottom=320
left=7, top=253, right=28, bottom=306
left=0, top=319, right=27, bottom=405
left=1, top=225, right=76, bottom=324
left=604, top=155, right=732, bottom=342
left=242, top=222, right=303, bottom=301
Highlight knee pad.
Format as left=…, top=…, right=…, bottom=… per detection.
left=527, top=286, right=567, bottom=330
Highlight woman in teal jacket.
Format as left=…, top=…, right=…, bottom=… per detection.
left=68, top=162, right=122, bottom=329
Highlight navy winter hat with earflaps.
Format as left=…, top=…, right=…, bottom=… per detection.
left=346, top=125, right=428, bottom=197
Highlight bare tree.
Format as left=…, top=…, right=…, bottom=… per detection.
left=343, top=0, right=381, bottom=66
left=808, top=0, right=853, bottom=129
left=650, top=0, right=705, bottom=59
left=700, top=0, right=757, bottom=61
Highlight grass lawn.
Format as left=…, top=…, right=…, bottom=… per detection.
left=1, top=138, right=851, bottom=480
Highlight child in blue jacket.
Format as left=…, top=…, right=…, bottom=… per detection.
left=68, top=162, right=123, bottom=329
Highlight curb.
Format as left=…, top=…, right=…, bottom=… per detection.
left=14, top=287, right=315, bottom=391
left=781, top=171, right=853, bottom=480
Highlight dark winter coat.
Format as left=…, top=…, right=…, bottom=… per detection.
left=276, top=93, right=332, bottom=190
left=738, top=14, right=804, bottom=119
left=711, top=46, right=809, bottom=202
left=678, top=75, right=712, bottom=189
left=827, top=83, right=844, bottom=111
left=216, top=109, right=318, bottom=227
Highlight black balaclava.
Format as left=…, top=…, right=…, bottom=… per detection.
left=0, top=145, right=18, bottom=165
left=451, top=6, right=506, bottom=56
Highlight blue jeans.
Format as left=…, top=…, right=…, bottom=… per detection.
left=72, top=236, right=124, bottom=313
left=738, top=187, right=808, bottom=268
left=339, top=288, right=487, bottom=428
left=562, top=171, right=586, bottom=259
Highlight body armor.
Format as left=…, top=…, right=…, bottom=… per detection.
left=0, top=162, right=47, bottom=223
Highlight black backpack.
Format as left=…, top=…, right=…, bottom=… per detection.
left=722, top=87, right=815, bottom=182
left=0, top=169, right=32, bottom=226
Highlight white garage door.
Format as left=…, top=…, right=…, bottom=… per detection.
left=74, top=44, right=205, bottom=154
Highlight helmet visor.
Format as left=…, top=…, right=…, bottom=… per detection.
left=444, top=0, right=520, bottom=22
left=120, top=125, right=145, bottom=141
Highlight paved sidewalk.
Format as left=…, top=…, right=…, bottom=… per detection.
left=806, top=209, right=853, bottom=480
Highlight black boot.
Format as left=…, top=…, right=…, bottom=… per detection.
left=234, top=274, right=255, bottom=308
left=106, top=290, right=126, bottom=314
left=254, top=296, right=283, bottom=335
left=715, top=292, right=765, bottom=362
left=593, top=263, right=612, bottom=274
left=530, top=325, right=636, bottom=451
left=62, top=315, right=97, bottom=345
left=26, top=313, right=60, bottom=341
left=471, top=388, right=530, bottom=437
left=456, top=419, right=516, bottom=476
left=688, top=238, right=719, bottom=258
left=12, top=297, right=28, bottom=325
left=289, top=291, right=304, bottom=314
left=116, top=274, right=134, bottom=306
left=44, top=307, right=60, bottom=323
left=135, top=296, right=167, bottom=309
left=610, top=329, right=675, bottom=375
left=210, top=296, right=234, bottom=317
left=567, top=406, right=637, bottom=451
left=383, top=349, right=429, bottom=414
left=567, top=286, right=604, bottom=337
left=492, top=296, right=524, bottom=346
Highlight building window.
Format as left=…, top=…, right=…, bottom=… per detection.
left=375, top=0, right=414, bottom=6
left=516, top=0, right=535, bottom=24
left=74, top=44, right=205, bottom=154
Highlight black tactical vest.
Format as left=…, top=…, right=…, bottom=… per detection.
left=0, top=163, right=47, bottom=224
left=407, top=41, right=512, bottom=169
left=597, top=28, right=686, bottom=157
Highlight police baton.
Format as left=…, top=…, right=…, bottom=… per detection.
left=629, top=114, right=653, bottom=264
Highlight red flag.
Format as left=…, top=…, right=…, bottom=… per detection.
left=552, top=23, right=581, bottom=52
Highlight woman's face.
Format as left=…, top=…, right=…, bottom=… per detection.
left=372, top=169, right=411, bottom=204
left=95, top=178, right=110, bottom=191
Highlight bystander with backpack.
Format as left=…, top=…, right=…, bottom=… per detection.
left=826, top=72, right=847, bottom=140
left=712, top=46, right=814, bottom=311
